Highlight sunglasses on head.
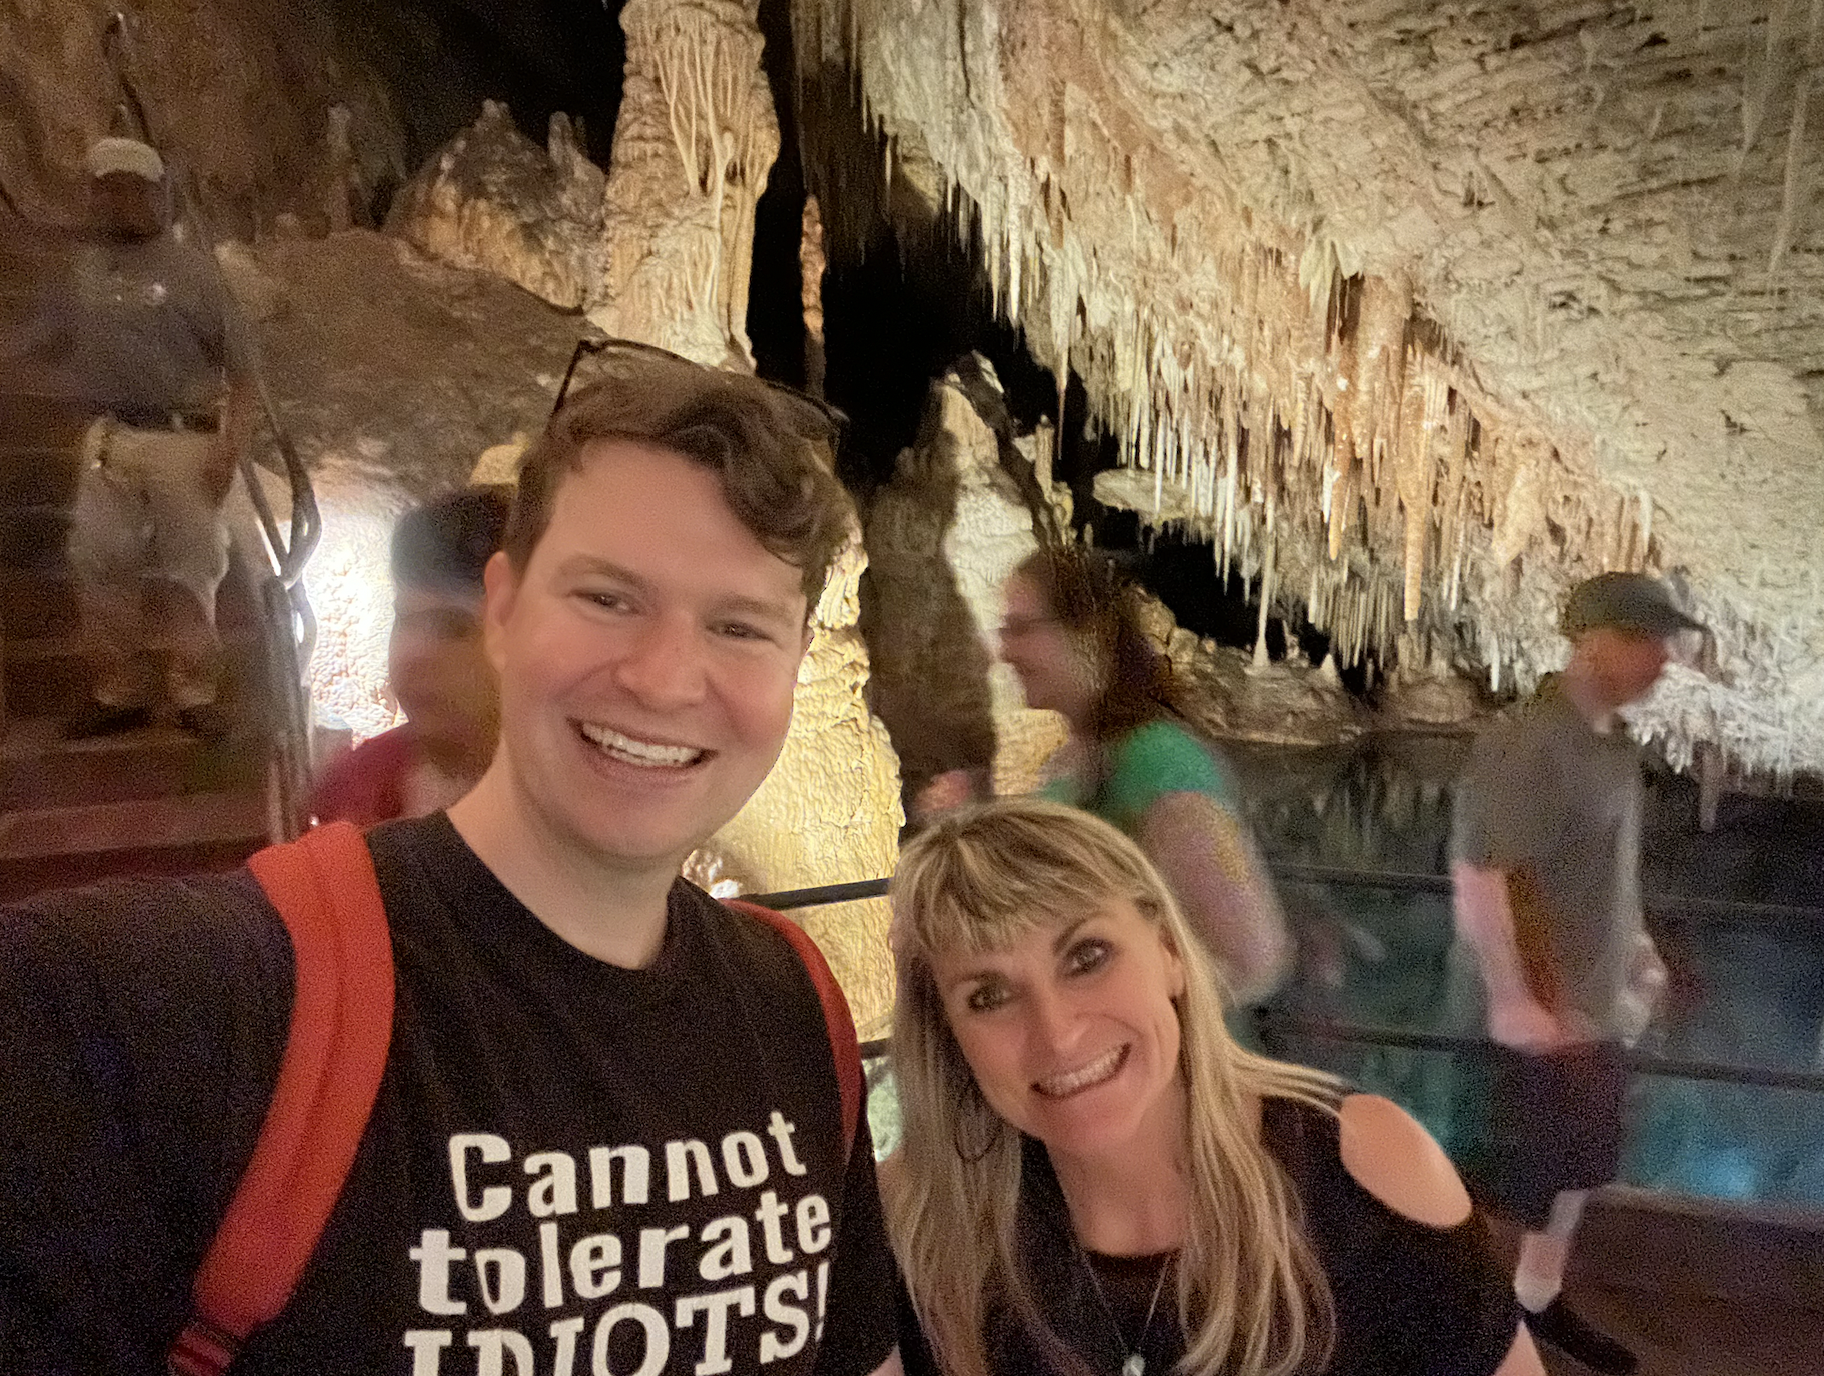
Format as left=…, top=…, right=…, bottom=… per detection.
left=550, top=336, right=848, bottom=449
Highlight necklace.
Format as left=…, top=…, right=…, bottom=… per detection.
left=1079, top=1249, right=1173, bottom=1376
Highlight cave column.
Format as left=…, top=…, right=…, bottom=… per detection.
left=590, top=0, right=779, bottom=369
left=590, top=0, right=900, bottom=1033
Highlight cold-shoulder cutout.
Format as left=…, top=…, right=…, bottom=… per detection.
left=1336, top=1093, right=1474, bottom=1229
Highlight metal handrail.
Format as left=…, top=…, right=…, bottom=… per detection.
left=1255, top=1012, right=1824, bottom=1093
left=751, top=869, right=1824, bottom=930
left=759, top=875, right=1824, bottom=1094
left=102, top=11, right=321, bottom=836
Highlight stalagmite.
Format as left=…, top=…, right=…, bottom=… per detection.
left=591, top=0, right=779, bottom=368
left=593, top=0, right=898, bottom=1031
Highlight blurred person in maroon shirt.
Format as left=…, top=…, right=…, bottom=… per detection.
left=312, top=486, right=509, bottom=826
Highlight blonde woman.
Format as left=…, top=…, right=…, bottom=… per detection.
left=885, top=798, right=1542, bottom=1376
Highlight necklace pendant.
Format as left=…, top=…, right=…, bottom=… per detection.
left=1121, top=1357, right=1144, bottom=1376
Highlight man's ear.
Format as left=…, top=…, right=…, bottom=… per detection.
left=481, top=550, right=518, bottom=672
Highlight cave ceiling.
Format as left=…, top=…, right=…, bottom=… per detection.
left=797, top=0, right=1824, bottom=778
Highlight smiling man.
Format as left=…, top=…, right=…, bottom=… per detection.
left=0, top=348, right=904, bottom=1376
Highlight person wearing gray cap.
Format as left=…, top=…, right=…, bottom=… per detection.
left=1448, top=571, right=1701, bottom=1374
left=60, top=135, right=256, bottom=739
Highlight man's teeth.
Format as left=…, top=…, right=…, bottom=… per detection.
left=1036, top=1046, right=1125, bottom=1098
left=579, top=723, right=704, bottom=767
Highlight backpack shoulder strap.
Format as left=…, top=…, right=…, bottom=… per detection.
left=724, top=899, right=863, bottom=1152
left=170, top=822, right=395, bottom=1376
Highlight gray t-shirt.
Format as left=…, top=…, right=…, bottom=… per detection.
left=1451, top=677, right=1645, bottom=1038
left=67, top=232, right=238, bottom=415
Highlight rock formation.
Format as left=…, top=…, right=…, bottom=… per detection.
left=796, top=0, right=1824, bottom=781
left=590, top=0, right=780, bottom=368
left=580, top=0, right=898, bottom=1032
left=862, top=356, right=1068, bottom=812
left=0, top=0, right=401, bottom=234
left=387, top=101, right=605, bottom=310
left=216, top=230, right=584, bottom=738
left=709, top=533, right=903, bottom=1036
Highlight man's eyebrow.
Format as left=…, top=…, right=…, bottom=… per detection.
left=553, top=556, right=803, bottom=625
left=714, top=592, right=804, bottom=626
left=553, top=555, right=651, bottom=591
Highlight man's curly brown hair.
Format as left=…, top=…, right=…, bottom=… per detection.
left=504, top=367, right=854, bottom=609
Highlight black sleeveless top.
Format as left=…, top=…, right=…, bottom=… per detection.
left=958, top=1098, right=1519, bottom=1376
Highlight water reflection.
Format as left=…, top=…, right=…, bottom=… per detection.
left=1230, top=733, right=1824, bottom=1210
left=862, top=731, right=1822, bottom=1208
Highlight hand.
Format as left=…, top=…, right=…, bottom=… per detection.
left=913, top=769, right=976, bottom=820
left=1488, top=997, right=1581, bottom=1052
left=1626, top=932, right=1668, bottom=1003
left=1616, top=932, right=1669, bottom=1045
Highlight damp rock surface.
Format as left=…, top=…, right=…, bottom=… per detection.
left=221, top=229, right=581, bottom=737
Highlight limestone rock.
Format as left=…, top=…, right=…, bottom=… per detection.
left=387, top=102, right=606, bottom=311
left=0, top=1, right=400, bottom=234
left=861, top=358, right=1069, bottom=811
left=1123, top=585, right=1362, bottom=747
left=705, top=533, right=903, bottom=1037
left=590, top=0, right=780, bottom=369
left=800, top=0, right=1824, bottom=779
left=1380, top=637, right=1487, bottom=729
left=225, top=229, right=581, bottom=737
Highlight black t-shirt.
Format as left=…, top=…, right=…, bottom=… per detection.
left=951, top=1099, right=1516, bottom=1376
left=0, top=814, right=897, bottom=1376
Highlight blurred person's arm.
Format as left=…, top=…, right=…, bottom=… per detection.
left=1615, top=927, right=1668, bottom=1045
left=1140, top=790, right=1291, bottom=1005
left=1452, top=862, right=1586, bottom=1050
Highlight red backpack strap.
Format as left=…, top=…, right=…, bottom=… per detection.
left=725, top=899, right=863, bottom=1151
left=169, top=822, right=395, bottom=1376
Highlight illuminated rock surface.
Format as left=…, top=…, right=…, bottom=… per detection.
left=590, top=0, right=781, bottom=368
left=796, top=0, right=1824, bottom=779
left=219, top=230, right=581, bottom=737
left=387, top=101, right=605, bottom=309
left=861, top=358, right=1068, bottom=809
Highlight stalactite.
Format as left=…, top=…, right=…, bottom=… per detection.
left=801, top=194, right=827, bottom=398
left=798, top=0, right=1741, bottom=758
left=1769, top=70, right=1812, bottom=279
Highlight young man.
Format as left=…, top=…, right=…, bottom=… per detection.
left=1451, top=572, right=1695, bottom=1376
left=61, top=136, right=257, bottom=739
left=0, top=349, right=903, bottom=1376
left=313, top=486, right=511, bottom=827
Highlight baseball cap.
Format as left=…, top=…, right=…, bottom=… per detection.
left=85, top=136, right=165, bottom=184
left=1561, top=572, right=1706, bottom=639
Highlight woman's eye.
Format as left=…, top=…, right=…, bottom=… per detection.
left=965, top=982, right=1010, bottom=1013
left=1065, top=940, right=1111, bottom=976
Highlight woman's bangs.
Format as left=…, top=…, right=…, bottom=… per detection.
left=905, top=830, right=1140, bottom=961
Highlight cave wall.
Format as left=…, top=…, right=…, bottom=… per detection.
left=0, top=0, right=403, bottom=234
left=219, top=230, right=586, bottom=737
left=796, top=0, right=1824, bottom=780
left=861, top=361, right=1068, bottom=813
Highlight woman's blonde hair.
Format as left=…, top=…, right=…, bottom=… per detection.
left=887, top=797, right=1340, bottom=1376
